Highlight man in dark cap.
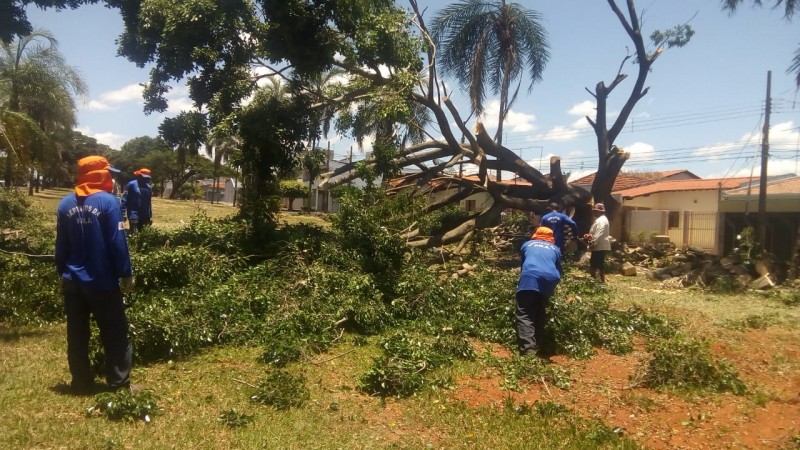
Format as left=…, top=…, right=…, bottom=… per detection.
left=121, top=168, right=153, bottom=233
left=55, top=155, right=135, bottom=394
left=540, top=202, right=578, bottom=255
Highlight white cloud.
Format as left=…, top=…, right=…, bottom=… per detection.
left=571, top=117, right=592, bottom=130
left=530, top=125, right=581, bottom=142
left=83, top=83, right=144, bottom=111
left=568, top=100, right=595, bottom=117
left=481, top=100, right=537, bottom=133
left=624, top=142, right=656, bottom=162
left=76, top=126, right=129, bottom=149
left=165, top=96, right=197, bottom=114
left=696, top=121, right=799, bottom=167
left=84, top=100, right=110, bottom=111
left=727, top=158, right=798, bottom=178
left=102, top=84, right=143, bottom=103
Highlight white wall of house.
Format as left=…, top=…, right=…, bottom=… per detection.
left=624, top=190, right=720, bottom=211
left=627, top=210, right=667, bottom=241
left=623, top=190, right=723, bottom=253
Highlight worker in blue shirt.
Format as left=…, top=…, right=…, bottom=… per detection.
left=121, top=168, right=153, bottom=233
left=540, top=202, right=578, bottom=255
left=515, top=226, right=563, bottom=357
left=55, top=155, right=135, bottom=394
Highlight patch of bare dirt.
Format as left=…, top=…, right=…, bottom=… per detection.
left=452, top=331, right=800, bottom=449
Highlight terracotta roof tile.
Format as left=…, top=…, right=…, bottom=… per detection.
left=617, top=177, right=755, bottom=199
left=724, top=176, right=800, bottom=196
left=569, top=169, right=698, bottom=192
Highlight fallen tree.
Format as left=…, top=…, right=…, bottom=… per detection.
left=24, top=0, right=691, bottom=247
left=315, top=0, right=692, bottom=248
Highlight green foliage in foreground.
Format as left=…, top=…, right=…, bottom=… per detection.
left=86, top=390, right=160, bottom=422
left=640, top=334, right=747, bottom=395
left=1, top=186, right=746, bottom=401
left=358, top=332, right=475, bottom=398
left=250, top=370, right=310, bottom=410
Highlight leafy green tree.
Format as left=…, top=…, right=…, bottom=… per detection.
left=24, top=0, right=689, bottom=247
left=206, top=122, right=240, bottom=204
left=722, top=0, right=800, bottom=86
left=0, top=29, right=86, bottom=189
left=279, top=179, right=310, bottom=211
left=159, top=111, right=208, bottom=198
left=301, top=147, right=326, bottom=209
left=430, top=0, right=549, bottom=147
left=108, top=135, right=169, bottom=179
left=237, top=85, right=312, bottom=223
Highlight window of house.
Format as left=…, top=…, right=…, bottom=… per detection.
left=668, top=211, right=680, bottom=229
left=465, top=199, right=476, bottom=212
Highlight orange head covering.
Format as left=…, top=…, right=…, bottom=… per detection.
left=531, top=226, right=555, bottom=244
left=134, top=168, right=152, bottom=178
left=74, top=156, right=119, bottom=197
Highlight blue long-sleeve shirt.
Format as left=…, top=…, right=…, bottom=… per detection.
left=516, top=239, right=563, bottom=298
left=540, top=211, right=578, bottom=249
left=55, top=192, right=132, bottom=290
left=121, top=179, right=152, bottom=222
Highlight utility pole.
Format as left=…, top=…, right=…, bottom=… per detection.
left=758, top=71, right=771, bottom=247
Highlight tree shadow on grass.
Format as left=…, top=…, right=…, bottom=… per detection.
left=0, top=326, right=51, bottom=343
left=49, top=381, right=105, bottom=397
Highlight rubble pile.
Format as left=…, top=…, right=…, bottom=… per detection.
left=608, top=241, right=782, bottom=290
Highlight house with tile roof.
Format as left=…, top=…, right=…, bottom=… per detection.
left=719, top=175, right=800, bottom=264
left=616, top=177, right=756, bottom=254
left=569, top=169, right=700, bottom=193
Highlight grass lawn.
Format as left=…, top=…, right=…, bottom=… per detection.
left=25, top=188, right=330, bottom=230
left=1, top=273, right=798, bottom=449
left=3, top=189, right=798, bottom=448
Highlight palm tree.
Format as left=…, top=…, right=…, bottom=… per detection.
left=0, top=29, right=86, bottom=188
left=0, top=107, right=52, bottom=187
left=205, top=122, right=240, bottom=204
left=430, top=0, right=549, bottom=147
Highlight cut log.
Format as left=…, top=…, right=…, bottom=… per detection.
left=750, top=274, right=775, bottom=290
left=651, top=235, right=670, bottom=244
left=622, top=262, right=637, bottom=276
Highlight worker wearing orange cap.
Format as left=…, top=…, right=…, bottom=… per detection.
left=121, top=168, right=153, bottom=233
left=515, top=226, right=563, bottom=357
left=55, top=155, right=135, bottom=394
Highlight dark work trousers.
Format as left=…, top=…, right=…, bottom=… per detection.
left=515, top=290, right=548, bottom=356
left=63, top=279, right=132, bottom=389
left=128, top=218, right=139, bottom=234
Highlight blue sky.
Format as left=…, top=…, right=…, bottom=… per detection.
left=25, top=0, right=800, bottom=180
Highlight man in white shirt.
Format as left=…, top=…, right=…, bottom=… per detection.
left=586, top=203, right=611, bottom=283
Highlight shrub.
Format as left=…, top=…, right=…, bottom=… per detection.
left=0, top=189, right=55, bottom=254
left=330, top=187, right=411, bottom=292
left=640, top=334, right=746, bottom=395
left=359, top=331, right=475, bottom=398
left=250, top=370, right=310, bottom=410
left=0, top=254, right=62, bottom=324
left=548, top=276, right=677, bottom=358
left=260, top=333, right=303, bottom=368
left=87, top=390, right=160, bottom=422
left=218, top=408, right=254, bottom=427
left=417, top=204, right=473, bottom=237
left=709, top=274, right=746, bottom=294
left=497, top=355, right=571, bottom=392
